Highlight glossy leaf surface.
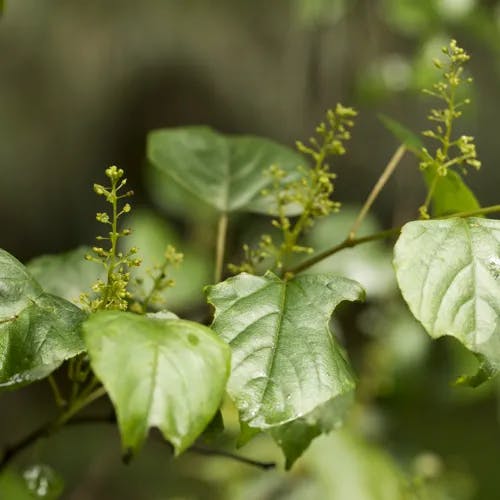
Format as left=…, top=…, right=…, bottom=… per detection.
left=0, top=249, right=86, bottom=388
left=206, top=272, right=363, bottom=462
left=394, top=218, right=500, bottom=372
left=147, top=126, right=305, bottom=214
left=83, top=311, right=230, bottom=455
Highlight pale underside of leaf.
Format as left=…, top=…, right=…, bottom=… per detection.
left=83, top=312, right=230, bottom=455
left=394, top=218, right=500, bottom=370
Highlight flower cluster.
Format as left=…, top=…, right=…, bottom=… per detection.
left=230, top=104, right=356, bottom=275
left=81, top=166, right=141, bottom=311
left=419, top=40, right=481, bottom=218
left=131, top=244, right=184, bottom=313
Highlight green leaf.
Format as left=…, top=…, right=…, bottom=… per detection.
left=454, top=355, right=497, bottom=388
left=0, top=470, right=33, bottom=500
left=378, top=114, right=423, bottom=154
left=423, top=166, right=481, bottom=217
left=206, top=272, right=364, bottom=464
left=27, top=246, right=104, bottom=305
left=147, top=126, right=305, bottom=215
left=200, top=410, right=224, bottom=443
left=394, top=218, right=500, bottom=382
left=271, top=390, right=354, bottom=469
left=146, top=310, right=179, bottom=320
left=236, top=420, right=261, bottom=448
left=0, top=249, right=86, bottom=388
left=82, top=311, right=230, bottom=456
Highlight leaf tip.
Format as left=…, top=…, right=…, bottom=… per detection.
left=122, top=447, right=134, bottom=465
left=453, top=357, right=498, bottom=388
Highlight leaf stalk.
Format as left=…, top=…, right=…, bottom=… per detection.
left=215, top=212, right=228, bottom=283
left=348, top=145, right=406, bottom=239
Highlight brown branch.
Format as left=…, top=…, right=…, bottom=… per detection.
left=286, top=227, right=401, bottom=276
left=286, top=203, right=500, bottom=276
left=188, top=443, right=275, bottom=470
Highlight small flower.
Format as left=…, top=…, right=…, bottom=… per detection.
left=96, top=212, right=110, bottom=224
left=83, top=166, right=141, bottom=312
left=419, top=40, right=479, bottom=218
left=230, top=105, right=356, bottom=274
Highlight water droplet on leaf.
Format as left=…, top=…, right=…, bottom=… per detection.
left=23, top=464, right=64, bottom=499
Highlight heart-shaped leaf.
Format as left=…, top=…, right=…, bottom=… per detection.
left=0, top=249, right=86, bottom=388
left=206, top=272, right=364, bottom=464
left=394, top=218, right=500, bottom=379
left=82, top=311, right=230, bottom=456
left=147, top=126, right=305, bottom=215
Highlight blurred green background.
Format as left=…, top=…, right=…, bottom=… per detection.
left=1, top=1, right=500, bottom=499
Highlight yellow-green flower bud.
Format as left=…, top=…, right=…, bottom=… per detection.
left=93, top=184, right=105, bottom=195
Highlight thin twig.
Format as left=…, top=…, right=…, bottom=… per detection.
left=349, top=145, right=406, bottom=239
left=285, top=203, right=500, bottom=276
left=420, top=172, right=440, bottom=218
left=286, top=227, right=401, bottom=276
left=47, top=375, right=66, bottom=408
left=214, top=212, right=228, bottom=283
left=0, top=315, right=18, bottom=324
left=189, top=443, right=275, bottom=470
left=441, top=204, right=500, bottom=219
